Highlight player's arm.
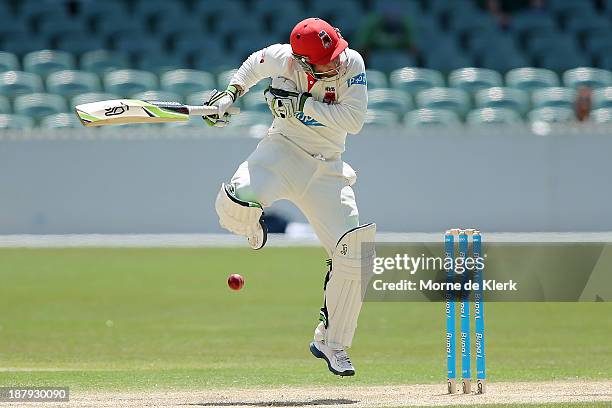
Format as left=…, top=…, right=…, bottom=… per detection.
left=302, top=57, right=368, bottom=134
left=204, top=44, right=288, bottom=127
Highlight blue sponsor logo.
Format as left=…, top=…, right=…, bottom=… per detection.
left=347, top=72, right=367, bottom=87
left=294, top=111, right=324, bottom=126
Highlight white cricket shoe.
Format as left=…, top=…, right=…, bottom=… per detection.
left=247, top=218, right=267, bottom=250
left=309, top=340, right=355, bottom=376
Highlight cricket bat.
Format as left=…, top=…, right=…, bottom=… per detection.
left=74, top=99, right=240, bottom=127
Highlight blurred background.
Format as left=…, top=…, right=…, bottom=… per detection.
left=1, top=0, right=612, bottom=234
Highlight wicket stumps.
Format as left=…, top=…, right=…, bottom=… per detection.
left=445, top=228, right=486, bottom=394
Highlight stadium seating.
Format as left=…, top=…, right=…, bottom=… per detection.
left=592, top=87, right=612, bottom=109
left=364, top=109, right=400, bottom=126
left=389, top=68, right=444, bottom=96
left=448, top=68, right=502, bottom=95
left=467, top=107, right=522, bottom=125
left=0, top=96, right=10, bottom=114
left=416, top=87, right=470, bottom=116
left=474, top=87, right=529, bottom=115
left=532, top=87, right=577, bottom=109
left=404, top=108, right=461, bottom=127
left=13, top=93, right=67, bottom=121
left=367, top=89, right=413, bottom=117
left=46, top=70, right=101, bottom=98
left=40, top=112, right=82, bottom=128
left=0, top=114, right=35, bottom=129
left=80, top=50, right=130, bottom=75
left=505, top=68, right=559, bottom=93
left=229, top=112, right=270, bottom=128
left=528, top=107, right=575, bottom=123
left=563, top=68, right=612, bottom=89
left=104, top=69, right=158, bottom=96
left=0, top=52, right=20, bottom=72
left=365, top=70, right=389, bottom=89
left=242, top=92, right=269, bottom=112
left=0, top=71, right=44, bottom=97
left=23, top=50, right=76, bottom=77
left=590, top=107, right=612, bottom=123
left=160, top=70, right=216, bottom=97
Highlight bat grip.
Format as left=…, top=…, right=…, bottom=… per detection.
left=188, top=106, right=240, bottom=116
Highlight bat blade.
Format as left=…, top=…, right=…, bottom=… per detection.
left=74, top=99, right=213, bottom=127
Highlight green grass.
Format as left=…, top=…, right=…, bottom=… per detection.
left=0, top=248, right=610, bottom=391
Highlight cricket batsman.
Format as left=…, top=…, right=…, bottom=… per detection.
left=204, top=17, right=375, bottom=377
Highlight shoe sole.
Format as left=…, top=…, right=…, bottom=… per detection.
left=309, top=342, right=355, bottom=377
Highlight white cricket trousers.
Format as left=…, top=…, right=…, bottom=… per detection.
left=229, top=133, right=360, bottom=255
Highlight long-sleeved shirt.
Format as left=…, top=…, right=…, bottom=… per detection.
left=230, top=44, right=368, bottom=159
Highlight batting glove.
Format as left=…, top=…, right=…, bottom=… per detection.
left=264, top=86, right=311, bottom=119
left=203, top=85, right=240, bottom=127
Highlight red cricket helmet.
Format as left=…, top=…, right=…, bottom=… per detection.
left=290, top=17, right=348, bottom=65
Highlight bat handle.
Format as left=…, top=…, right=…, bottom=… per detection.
left=187, top=106, right=241, bottom=116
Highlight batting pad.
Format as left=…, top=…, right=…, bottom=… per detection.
left=215, top=183, right=263, bottom=236
left=324, top=223, right=376, bottom=349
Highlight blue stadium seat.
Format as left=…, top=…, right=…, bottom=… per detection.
left=526, top=33, right=577, bottom=59
left=136, top=52, right=185, bottom=74
left=528, top=106, right=575, bottom=123
left=157, top=16, right=204, bottom=37
left=591, top=87, right=612, bottom=109
left=599, top=54, right=612, bottom=71
left=365, top=70, right=388, bottom=89
left=584, top=35, right=612, bottom=60
left=538, top=47, right=589, bottom=74
left=23, top=50, right=76, bottom=77
left=38, top=19, right=87, bottom=41
left=131, top=90, right=183, bottom=103
left=0, top=71, right=44, bottom=97
left=590, top=107, right=612, bottom=123
left=480, top=47, right=530, bottom=73
left=80, top=50, right=130, bottom=74
left=416, top=87, right=470, bottom=116
left=0, top=114, right=35, bottom=129
left=448, top=11, right=497, bottom=36
left=113, top=36, right=163, bottom=58
left=194, top=0, right=246, bottom=17
left=1, top=34, right=49, bottom=56
left=506, top=68, right=559, bottom=93
left=448, top=68, right=502, bottom=95
left=13, top=93, right=67, bottom=121
left=173, top=33, right=225, bottom=61
left=96, top=16, right=146, bottom=38
left=404, top=108, right=461, bottom=127
left=160, top=69, right=216, bottom=97
left=0, top=95, right=11, bottom=113
left=133, top=0, right=187, bottom=22
left=475, top=87, right=530, bottom=115
left=0, top=52, right=19, bottom=72
left=71, top=92, right=121, bottom=107
left=389, top=67, right=444, bottom=95
left=0, top=20, right=29, bottom=41
left=233, top=33, right=270, bottom=60
left=367, top=50, right=417, bottom=72
left=467, top=32, right=517, bottom=57
left=548, top=0, right=595, bottom=18
left=424, top=48, right=472, bottom=74
left=46, top=70, right=102, bottom=98
left=532, top=87, right=576, bottom=109
left=364, top=109, right=400, bottom=126
left=56, top=36, right=107, bottom=55
left=40, top=112, right=82, bottom=128
left=78, top=0, right=128, bottom=22
left=466, top=107, right=522, bottom=125
left=563, top=68, right=612, bottom=90
left=511, top=13, right=557, bottom=37
left=104, top=69, right=159, bottom=96
left=565, top=16, right=610, bottom=37
left=367, top=89, right=413, bottom=116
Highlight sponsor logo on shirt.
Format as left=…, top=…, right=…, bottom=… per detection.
left=347, top=72, right=367, bottom=87
left=323, top=86, right=336, bottom=104
left=294, top=111, right=325, bottom=126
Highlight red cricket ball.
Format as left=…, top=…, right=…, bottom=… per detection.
left=227, top=274, right=244, bottom=291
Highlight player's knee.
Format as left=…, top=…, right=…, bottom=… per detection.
left=215, top=183, right=263, bottom=235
